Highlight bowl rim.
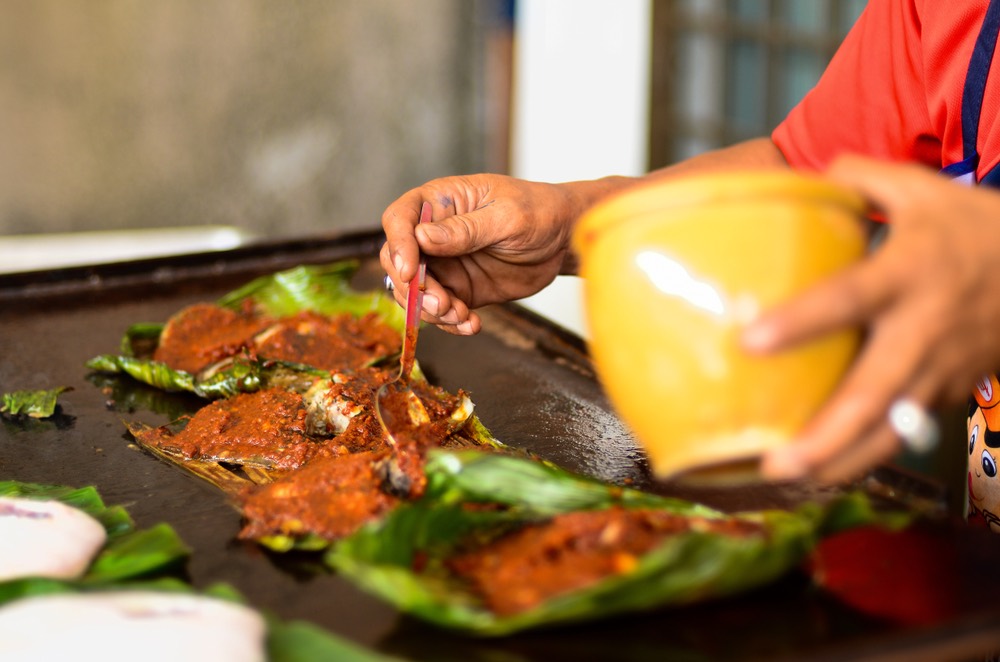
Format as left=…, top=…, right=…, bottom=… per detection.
left=572, top=169, right=868, bottom=252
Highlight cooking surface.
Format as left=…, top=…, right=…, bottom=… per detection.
left=2, top=231, right=1000, bottom=661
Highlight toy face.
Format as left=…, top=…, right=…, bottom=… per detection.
left=975, top=374, right=1000, bottom=428
left=968, top=404, right=1000, bottom=531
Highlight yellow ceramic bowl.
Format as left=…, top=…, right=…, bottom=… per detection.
left=572, top=170, right=867, bottom=482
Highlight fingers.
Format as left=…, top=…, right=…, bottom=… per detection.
left=414, top=207, right=508, bottom=259
left=749, top=157, right=1000, bottom=483
left=384, top=278, right=480, bottom=336
left=760, top=294, right=941, bottom=483
left=827, top=154, right=944, bottom=213
left=767, top=155, right=986, bottom=483
left=742, top=248, right=897, bottom=353
left=760, top=331, right=948, bottom=484
left=381, top=174, right=572, bottom=334
left=384, top=181, right=505, bottom=277
left=431, top=311, right=482, bottom=336
left=421, top=282, right=473, bottom=330
left=420, top=289, right=480, bottom=335
left=747, top=155, right=950, bottom=354
left=800, top=425, right=902, bottom=484
left=379, top=244, right=482, bottom=336
left=765, top=376, right=940, bottom=485
left=381, top=181, right=495, bottom=330
left=381, top=188, right=428, bottom=283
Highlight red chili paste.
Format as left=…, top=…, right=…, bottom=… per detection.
left=253, top=311, right=401, bottom=371
left=237, top=450, right=400, bottom=541
left=136, top=388, right=318, bottom=470
left=447, top=507, right=763, bottom=616
left=153, top=303, right=272, bottom=374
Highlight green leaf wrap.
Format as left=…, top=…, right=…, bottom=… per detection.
left=217, top=262, right=405, bottom=330
left=1, top=387, right=71, bottom=419
left=86, top=260, right=406, bottom=395
left=326, top=450, right=897, bottom=635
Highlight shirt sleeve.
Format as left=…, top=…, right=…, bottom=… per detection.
left=772, top=0, right=941, bottom=172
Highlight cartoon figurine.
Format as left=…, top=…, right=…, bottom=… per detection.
left=967, top=374, right=1000, bottom=531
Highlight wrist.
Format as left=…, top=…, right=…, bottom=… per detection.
left=556, top=176, right=636, bottom=275
left=559, top=251, right=580, bottom=276
left=567, top=175, right=638, bottom=214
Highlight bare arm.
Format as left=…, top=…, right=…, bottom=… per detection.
left=380, top=137, right=787, bottom=334
left=648, top=137, right=789, bottom=180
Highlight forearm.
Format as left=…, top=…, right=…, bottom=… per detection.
left=554, top=175, right=638, bottom=274
left=557, top=138, right=788, bottom=274
left=648, top=137, right=789, bottom=179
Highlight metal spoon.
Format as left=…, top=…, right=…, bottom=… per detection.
left=374, top=201, right=432, bottom=448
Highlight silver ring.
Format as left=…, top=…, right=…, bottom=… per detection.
left=384, top=274, right=394, bottom=292
left=888, top=398, right=939, bottom=454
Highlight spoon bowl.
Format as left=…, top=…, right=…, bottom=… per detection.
left=375, top=201, right=431, bottom=447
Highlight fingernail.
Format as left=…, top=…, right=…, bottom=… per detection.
left=423, top=294, right=440, bottom=316
left=439, top=309, right=460, bottom=325
left=420, top=224, right=447, bottom=244
left=760, top=450, right=807, bottom=481
left=456, top=320, right=475, bottom=335
left=393, top=252, right=403, bottom=274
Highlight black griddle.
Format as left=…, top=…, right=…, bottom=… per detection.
left=2, top=230, right=1000, bottom=661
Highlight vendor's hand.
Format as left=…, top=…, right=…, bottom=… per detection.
left=380, top=174, right=627, bottom=335
left=743, top=155, right=1000, bottom=483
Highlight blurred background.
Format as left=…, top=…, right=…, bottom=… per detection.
left=0, top=0, right=865, bottom=279
left=0, top=0, right=506, bottom=250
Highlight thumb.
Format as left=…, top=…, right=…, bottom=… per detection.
left=416, top=209, right=506, bottom=258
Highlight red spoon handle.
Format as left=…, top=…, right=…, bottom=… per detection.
left=400, top=201, right=431, bottom=378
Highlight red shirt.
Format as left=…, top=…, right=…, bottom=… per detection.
left=772, top=0, right=1000, bottom=180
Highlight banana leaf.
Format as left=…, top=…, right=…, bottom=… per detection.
left=124, top=422, right=276, bottom=498
left=0, top=481, right=190, bottom=605
left=325, top=450, right=903, bottom=636
left=85, top=355, right=199, bottom=393
left=119, top=322, right=164, bottom=357
left=266, top=620, right=402, bottom=662
left=1, top=387, right=71, bottom=419
left=106, top=263, right=404, bottom=362
left=217, top=261, right=406, bottom=330
left=86, top=261, right=406, bottom=396
left=87, top=352, right=348, bottom=400
left=125, top=404, right=506, bottom=554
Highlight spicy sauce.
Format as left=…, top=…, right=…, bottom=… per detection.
left=153, top=303, right=272, bottom=374
left=448, top=507, right=763, bottom=616
left=254, top=311, right=401, bottom=371
left=237, top=450, right=400, bottom=541
left=140, top=388, right=318, bottom=470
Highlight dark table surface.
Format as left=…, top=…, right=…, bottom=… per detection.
left=3, top=231, right=1000, bottom=661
